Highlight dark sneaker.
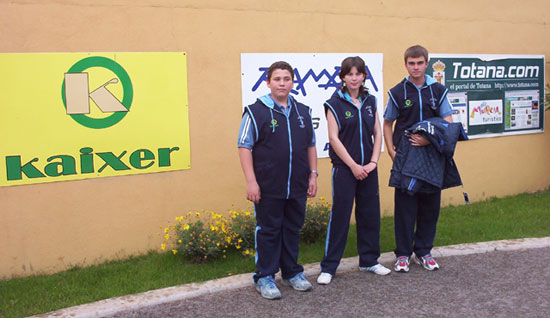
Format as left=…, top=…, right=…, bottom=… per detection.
left=394, top=256, right=410, bottom=272
left=414, top=254, right=440, bottom=271
left=255, top=276, right=281, bottom=299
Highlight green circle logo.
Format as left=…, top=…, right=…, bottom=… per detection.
left=61, top=56, right=133, bottom=129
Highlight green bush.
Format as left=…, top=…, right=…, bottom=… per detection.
left=228, top=209, right=256, bottom=257
left=162, top=199, right=331, bottom=262
left=300, top=197, right=331, bottom=244
left=162, top=212, right=234, bottom=263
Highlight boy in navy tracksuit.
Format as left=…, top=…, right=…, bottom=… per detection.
left=317, top=57, right=390, bottom=286
left=383, top=45, right=454, bottom=272
left=238, top=61, right=318, bottom=299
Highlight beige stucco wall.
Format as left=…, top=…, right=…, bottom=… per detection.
left=1, top=0, right=549, bottom=278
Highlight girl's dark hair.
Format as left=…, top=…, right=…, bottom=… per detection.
left=339, top=56, right=368, bottom=98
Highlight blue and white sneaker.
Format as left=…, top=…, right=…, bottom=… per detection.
left=359, top=263, right=391, bottom=276
left=255, top=276, right=281, bottom=300
left=282, top=272, right=313, bottom=291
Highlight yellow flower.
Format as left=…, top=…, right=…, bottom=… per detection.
left=216, top=242, right=220, bottom=246
left=178, top=239, right=182, bottom=243
left=196, top=212, right=201, bottom=217
left=320, top=196, right=326, bottom=201
left=171, top=249, right=178, bottom=255
left=188, top=211, right=192, bottom=216
left=164, top=234, right=170, bottom=240
left=244, top=249, right=250, bottom=255
left=161, top=243, right=166, bottom=250
left=238, top=238, right=243, bottom=243
left=245, top=211, right=251, bottom=216
left=183, top=224, right=190, bottom=231
left=164, top=227, right=169, bottom=233
left=225, top=236, right=231, bottom=243
left=236, top=245, right=241, bottom=249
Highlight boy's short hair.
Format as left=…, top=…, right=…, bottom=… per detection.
left=404, top=45, right=429, bottom=63
left=267, top=61, right=295, bottom=81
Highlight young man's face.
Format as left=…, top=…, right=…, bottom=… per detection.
left=405, top=56, right=428, bottom=82
left=266, top=69, right=293, bottom=102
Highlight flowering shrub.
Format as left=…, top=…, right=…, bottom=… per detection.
left=162, top=211, right=235, bottom=263
left=228, top=209, right=256, bottom=257
left=161, top=198, right=331, bottom=261
left=300, top=197, right=331, bottom=244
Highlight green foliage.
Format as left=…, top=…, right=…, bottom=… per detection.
left=228, top=209, right=256, bottom=256
left=163, top=212, right=233, bottom=263
left=300, top=198, right=331, bottom=244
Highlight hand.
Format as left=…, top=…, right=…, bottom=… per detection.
left=246, top=181, right=261, bottom=204
left=388, top=148, right=396, bottom=161
left=409, top=134, right=430, bottom=146
left=307, top=174, right=317, bottom=198
left=351, top=164, right=368, bottom=180
left=364, top=162, right=377, bottom=174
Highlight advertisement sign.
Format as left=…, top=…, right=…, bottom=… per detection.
left=0, top=53, right=190, bottom=186
left=428, top=54, right=545, bottom=138
left=241, top=53, right=384, bottom=158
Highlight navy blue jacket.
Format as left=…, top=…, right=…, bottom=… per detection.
left=324, top=90, right=377, bottom=168
left=389, top=117, right=468, bottom=194
left=388, top=77, right=448, bottom=147
left=244, top=96, right=314, bottom=199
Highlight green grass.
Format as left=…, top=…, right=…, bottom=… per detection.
left=1, top=190, right=549, bottom=318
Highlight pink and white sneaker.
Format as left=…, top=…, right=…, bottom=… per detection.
left=394, top=256, right=410, bottom=272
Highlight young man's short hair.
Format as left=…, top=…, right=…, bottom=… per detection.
left=267, top=61, right=295, bottom=81
left=404, top=45, right=429, bottom=63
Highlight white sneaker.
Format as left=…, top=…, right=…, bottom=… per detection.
left=359, top=264, right=391, bottom=276
left=316, top=272, right=332, bottom=285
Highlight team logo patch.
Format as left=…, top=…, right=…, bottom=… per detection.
left=365, top=105, right=374, bottom=117
left=270, top=119, right=279, bottom=128
left=345, top=111, right=354, bottom=119
left=404, top=99, right=413, bottom=108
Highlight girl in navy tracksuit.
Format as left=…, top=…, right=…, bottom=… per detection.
left=318, top=57, right=389, bottom=284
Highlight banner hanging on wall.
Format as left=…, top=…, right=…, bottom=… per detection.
left=0, top=53, right=191, bottom=187
left=428, top=54, right=545, bottom=138
left=241, top=53, right=384, bottom=158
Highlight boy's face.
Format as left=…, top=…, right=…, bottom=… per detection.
left=405, top=56, right=428, bottom=82
left=266, top=69, right=293, bottom=102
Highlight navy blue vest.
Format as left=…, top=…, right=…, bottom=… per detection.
left=245, top=99, right=313, bottom=199
left=388, top=79, right=448, bottom=146
left=324, top=91, right=377, bottom=168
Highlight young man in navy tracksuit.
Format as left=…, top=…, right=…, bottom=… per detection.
left=317, top=56, right=390, bottom=285
left=238, top=61, right=318, bottom=299
left=383, top=45, right=454, bottom=272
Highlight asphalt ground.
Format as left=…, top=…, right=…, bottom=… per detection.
left=33, top=238, right=550, bottom=318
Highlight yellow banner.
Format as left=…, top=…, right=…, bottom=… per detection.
left=0, top=53, right=190, bottom=186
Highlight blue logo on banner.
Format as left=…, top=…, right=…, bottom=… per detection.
left=251, top=66, right=379, bottom=96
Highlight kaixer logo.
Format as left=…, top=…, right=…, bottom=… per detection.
left=61, top=56, right=133, bottom=129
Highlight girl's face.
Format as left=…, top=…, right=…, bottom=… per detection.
left=342, top=66, right=365, bottom=91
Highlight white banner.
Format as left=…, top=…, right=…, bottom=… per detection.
left=241, top=53, right=384, bottom=158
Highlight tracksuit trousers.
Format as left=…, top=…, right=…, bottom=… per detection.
left=320, top=166, right=381, bottom=275
left=253, top=196, right=306, bottom=282
left=394, top=189, right=441, bottom=258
